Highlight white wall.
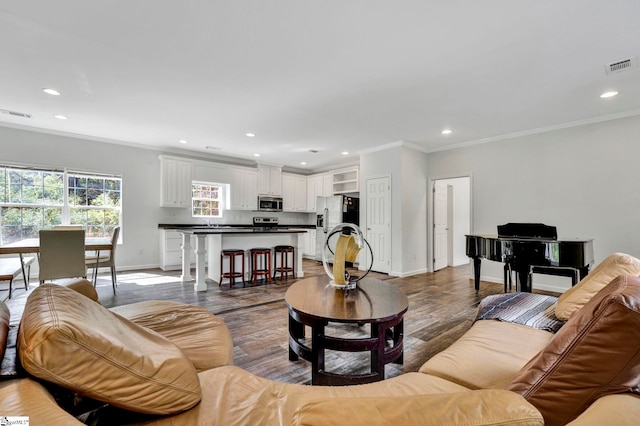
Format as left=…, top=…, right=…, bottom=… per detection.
left=427, top=115, right=640, bottom=292
left=360, top=143, right=428, bottom=277
left=400, top=147, right=428, bottom=275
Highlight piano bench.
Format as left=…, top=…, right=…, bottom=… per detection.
left=531, top=266, right=580, bottom=286
left=505, top=265, right=580, bottom=293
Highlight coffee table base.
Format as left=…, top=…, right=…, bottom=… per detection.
left=288, top=309, right=404, bottom=386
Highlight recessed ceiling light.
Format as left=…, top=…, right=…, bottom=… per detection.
left=43, top=88, right=60, bottom=96
left=53, top=114, right=68, bottom=120
left=246, top=133, right=256, bottom=137
left=178, top=139, right=188, bottom=144
left=342, top=151, right=349, bottom=155
left=253, top=153, right=260, bottom=157
left=442, top=129, right=453, bottom=135
left=600, top=91, right=618, bottom=98
left=300, top=162, right=307, bottom=165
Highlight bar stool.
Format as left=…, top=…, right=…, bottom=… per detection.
left=249, top=248, right=272, bottom=285
left=220, top=249, right=245, bottom=287
left=273, top=245, right=295, bottom=281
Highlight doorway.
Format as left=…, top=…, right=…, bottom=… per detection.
left=431, top=176, right=471, bottom=271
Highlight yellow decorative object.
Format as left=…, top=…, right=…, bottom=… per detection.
left=322, top=223, right=373, bottom=290
left=332, top=235, right=361, bottom=285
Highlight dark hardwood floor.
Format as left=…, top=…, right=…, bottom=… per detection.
left=5, top=260, right=534, bottom=385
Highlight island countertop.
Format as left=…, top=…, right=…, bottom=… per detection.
left=158, top=224, right=315, bottom=232
left=177, top=227, right=308, bottom=235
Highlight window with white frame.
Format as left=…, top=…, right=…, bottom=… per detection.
left=192, top=181, right=223, bottom=218
left=0, top=164, right=122, bottom=245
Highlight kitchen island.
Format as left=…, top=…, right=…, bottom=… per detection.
left=162, top=226, right=308, bottom=291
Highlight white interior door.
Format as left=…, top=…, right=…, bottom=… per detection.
left=433, top=180, right=448, bottom=271
left=366, top=176, right=391, bottom=273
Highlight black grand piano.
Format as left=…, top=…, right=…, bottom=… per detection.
left=466, top=223, right=594, bottom=293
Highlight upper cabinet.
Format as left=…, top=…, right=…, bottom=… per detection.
left=306, top=174, right=333, bottom=212
left=158, top=155, right=357, bottom=213
left=282, top=173, right=307, bottom=212
left=332, top=167, right=359, bottom=195
left=230, top=167, right=258, bottom=210
left=257, top=165, right=282, bottom=196
left=160, top=156, right=193, bottom=208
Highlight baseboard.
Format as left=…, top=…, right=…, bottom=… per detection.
left=389, top=268, right=428, bottom=278
left=116, top=263, right=161, bottom=272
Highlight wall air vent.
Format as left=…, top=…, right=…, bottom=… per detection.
left=605, top=57, right=638, bottom=75
left=0, top=108, right=32, bottom=119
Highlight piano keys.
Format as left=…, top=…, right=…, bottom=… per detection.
left=466, top=223, right=594, bottom=293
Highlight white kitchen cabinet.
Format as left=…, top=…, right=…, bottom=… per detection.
left=282, top=173, right=307, bottom=212
left=160, top=157, right=193, bottom=207
left=257, top=165, right=282, bottom=196
left=306, top=174, right=333, bottom=212
left=230, top=168, right=258, bottom=210
left=160, top=230, right=196, bottom=271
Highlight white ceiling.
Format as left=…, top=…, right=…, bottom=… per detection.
left=1, top=1, right=639, bottom=171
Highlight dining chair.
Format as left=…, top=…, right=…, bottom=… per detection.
left=85, top=226, right=120, bottom=294
left=53, top=225, right=83, bottom=230
left=38, top=229, right=87, bottom=283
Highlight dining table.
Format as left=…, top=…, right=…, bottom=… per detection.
left=0, top=237, right=112, bottom=285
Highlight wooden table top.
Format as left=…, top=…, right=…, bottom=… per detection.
left=0, top=237, right=112, bottom=255
left=285, top=276, right=408, bottom=323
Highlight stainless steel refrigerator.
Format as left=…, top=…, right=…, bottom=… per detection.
left=315, top=195, right=359, bottom=261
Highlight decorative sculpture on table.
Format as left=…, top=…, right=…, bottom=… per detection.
left=322, top=223, right=373, bottom=290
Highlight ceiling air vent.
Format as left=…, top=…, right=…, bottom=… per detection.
left=0, top=108, right=32, bottom=119
left=605, top=57, right=638, bottom=75
left=205, top=146, right=222, bottom=151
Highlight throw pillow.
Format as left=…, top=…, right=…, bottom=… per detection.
left=509, top=274, right=640, bottom=426
left=555, top=252, right=640, bottom=320
left=18, top=284, right=201, bottom=415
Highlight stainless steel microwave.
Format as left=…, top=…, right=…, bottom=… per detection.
left=257, top=195, right=283, bottom=212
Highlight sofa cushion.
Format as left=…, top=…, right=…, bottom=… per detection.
left=17, top=284, right=201, bottom=415
left=110, top=300, right=233, bottom=371
left=419, top=320, right=553, bottom=389
left=555, top=252, right=640, bottom=321
left=509, top=275, right=640, bottom=426
left=125, top=367, right=471, bottom=425
left=291, top=390, right=544, bottom=426
left=0, top=378, right=84, bottom=425
left=57, top=278, right=100, bottom=303
left=566, top=394, right=640, bottom=425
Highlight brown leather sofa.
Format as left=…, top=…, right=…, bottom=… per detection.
left=1, top=254, right=640, bottom=425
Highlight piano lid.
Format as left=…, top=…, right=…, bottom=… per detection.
left=497, top=223, right=557, bottom=240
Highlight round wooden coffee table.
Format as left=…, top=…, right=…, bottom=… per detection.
left=285, top=276, right=408, bottom=385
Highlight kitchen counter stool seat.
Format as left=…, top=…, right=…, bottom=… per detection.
left=220, top=249, right=245, bottom=287
left=273, top=245, right=295, bottom=281
left=249, top=248, right=272, bottom=285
